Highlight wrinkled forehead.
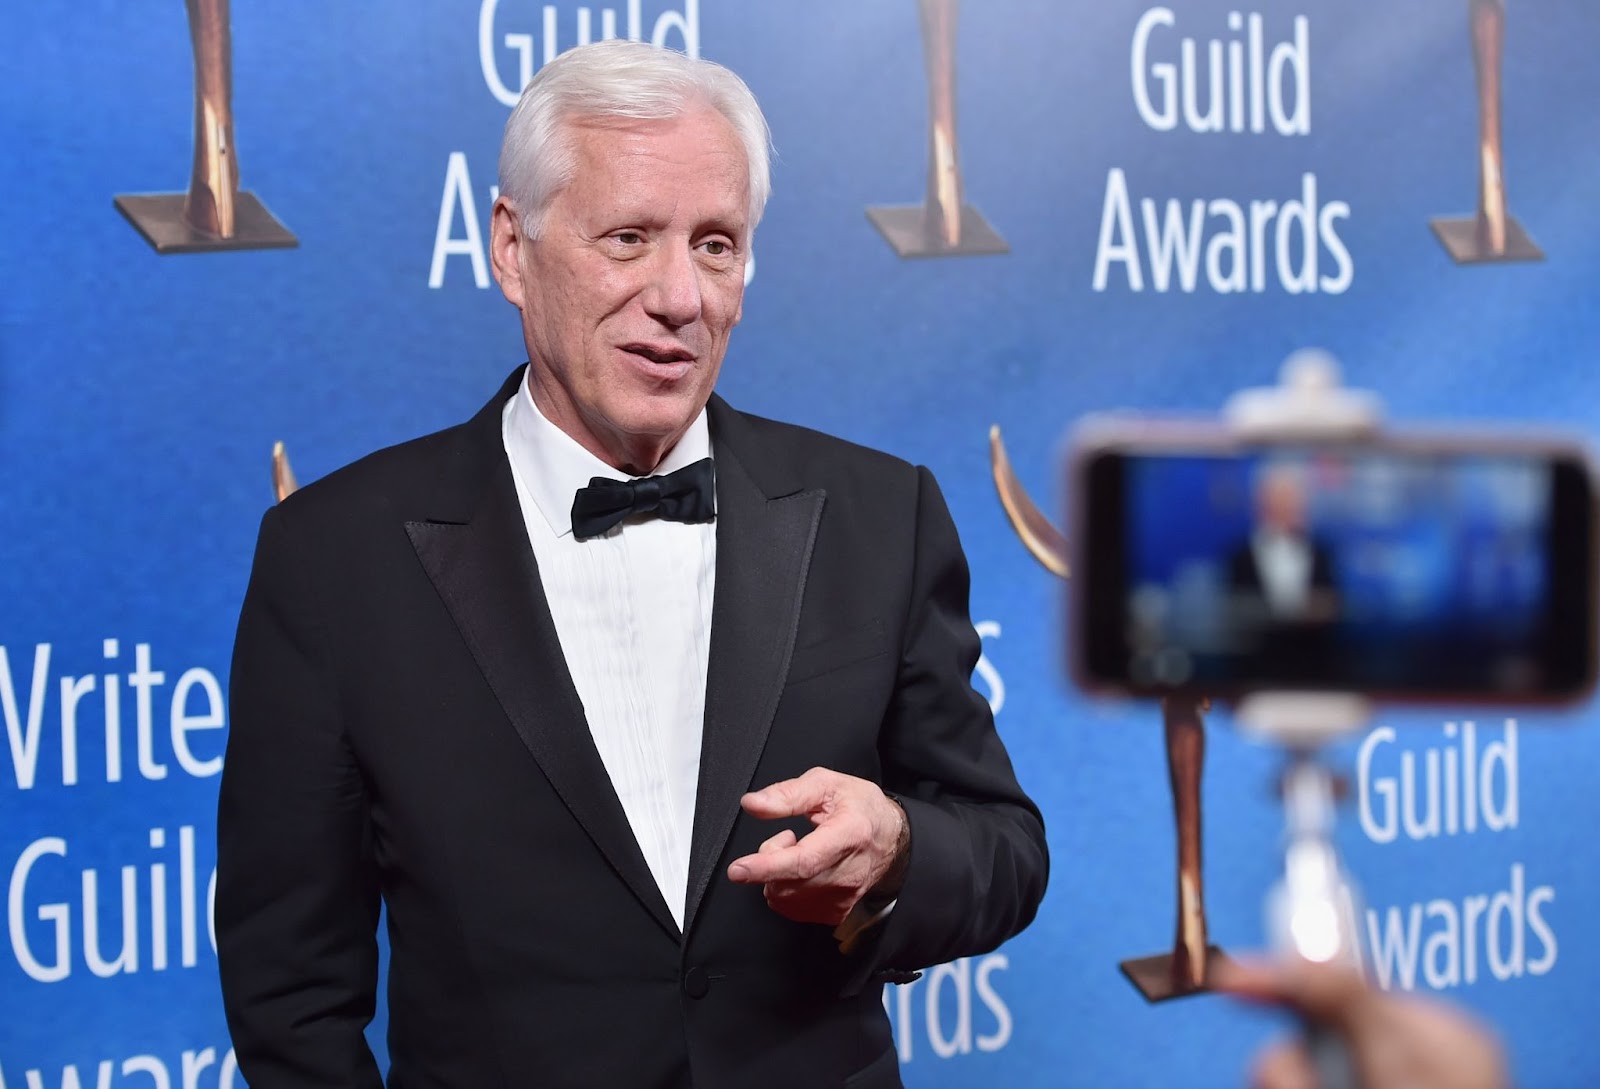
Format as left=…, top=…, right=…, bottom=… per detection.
left=561, top=109, right=751, bottom=229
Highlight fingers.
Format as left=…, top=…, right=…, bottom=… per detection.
left=728, top=769, right=894, bottom=928
left=1211, top=955, right=1292, bottom=1002
left=1224, top=954, right=1512, bottom=1089
left=727, top=822, right=851, bottom=884
left=725, top=828, right=797, bottom=884
left=739, top=767, right=837, bottom=820
left=1251, top=1040, right=1319, bottom=1089
left=759, top=829, right=797, bottom=853
left=1213, top=956, right=1371, bottom=1031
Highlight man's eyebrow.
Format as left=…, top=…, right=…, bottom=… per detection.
left=697, top=214, right=748, bottom=238
left=593, top=207, right=672, bottom=228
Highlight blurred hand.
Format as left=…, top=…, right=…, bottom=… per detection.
left=726, top=767, right=907, bottom=927
left=1215, top=957, right=1508, bottom=1089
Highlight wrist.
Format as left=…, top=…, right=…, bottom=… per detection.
left=871, top=794, right=911, bottom=900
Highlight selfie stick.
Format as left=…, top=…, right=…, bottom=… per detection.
left=1225, top=351, right=1376, bottom=1089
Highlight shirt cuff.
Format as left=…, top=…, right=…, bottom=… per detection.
left=834, top=897, right=897, bottom=955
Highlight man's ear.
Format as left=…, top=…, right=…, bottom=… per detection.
left=489, top=197, right=527, bottom=308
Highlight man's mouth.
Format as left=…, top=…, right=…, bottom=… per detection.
left=622, top=343, right=695, bottom=366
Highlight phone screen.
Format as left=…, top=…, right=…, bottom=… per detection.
left=1076, top=440, right=1596, bottom=701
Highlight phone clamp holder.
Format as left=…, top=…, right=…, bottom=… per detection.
left=1223, top=349, right=1382, bottom=444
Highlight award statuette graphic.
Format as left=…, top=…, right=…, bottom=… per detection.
left=1429, top=0, right=1542, bottom=263
left=990, top=427, right=1225, bottom=1001
left=115, top=0, right=297, bottom=254
left=866, top=0, right=1008, bottom=258
left=272, top=441, right=299, bottom=502
left=1116, top=697, right=1226, bottom=1001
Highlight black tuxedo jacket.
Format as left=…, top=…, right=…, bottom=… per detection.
left=217, top=368, right=1048, bottom=1089
left=1226, top=536, right=1337, bottom=604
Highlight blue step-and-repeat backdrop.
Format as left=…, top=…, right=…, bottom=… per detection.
left=4, top=2, right=1599, bottom=1085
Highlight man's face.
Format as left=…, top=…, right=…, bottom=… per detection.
left=491, top=106, right=750, bottom=473
left=1260, top=474, right=1307, bottom=534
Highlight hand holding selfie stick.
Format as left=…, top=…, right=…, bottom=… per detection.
left=991, top=427, right=1223, bottom=1000
left=1219, top=947, right=1512, bottom=1089
left=1227, top=354, right=1382, bottom=1089
left=115, top=0, right=296, bottom=253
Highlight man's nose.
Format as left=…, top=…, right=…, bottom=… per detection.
left=641, top=243, right=704, bottom=328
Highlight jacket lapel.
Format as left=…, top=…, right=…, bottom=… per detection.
left=405, top=379, right=679, bottom=941
left=682, top=399, right=825, bottom=937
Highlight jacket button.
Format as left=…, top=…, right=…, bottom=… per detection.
left=682, top=965, right=711, bottom=999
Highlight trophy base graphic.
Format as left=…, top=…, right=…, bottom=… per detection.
left=1429, top=214, right=1543, bottom=264
left=114, top=192, right=298, bottom=254
left=1119, top=946, right=1230, bottom=1003
left=866, top=203, right=1009, bottom=258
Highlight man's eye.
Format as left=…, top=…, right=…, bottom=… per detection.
left=703, top=240, right=728, bottom=256
left=614, top=232, right=643, bottom=245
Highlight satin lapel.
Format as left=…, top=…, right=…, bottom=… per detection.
left=405, top=454, right=680, bottom=941
left=682, top=441, right=824, bottom=937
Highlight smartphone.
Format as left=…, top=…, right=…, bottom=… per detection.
left=1069, top=421, right=1598, bottom=703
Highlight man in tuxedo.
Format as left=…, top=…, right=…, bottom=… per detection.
left=1225, top=464, right=1340, bottom=680
left=1228, top=465, right=1338, bottom=624
left=216, top=39, right=1047, bottom=1089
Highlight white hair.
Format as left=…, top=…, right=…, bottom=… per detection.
left=498, top=39, right=772, bottom=239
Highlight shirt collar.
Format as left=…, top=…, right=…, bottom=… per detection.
left=504, top=371, right=712, bottom=538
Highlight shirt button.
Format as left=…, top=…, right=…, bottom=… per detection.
left=682, top=965, right=711, bottom=999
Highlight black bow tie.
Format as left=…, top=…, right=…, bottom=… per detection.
left=570, top=457, right=716, bottom=540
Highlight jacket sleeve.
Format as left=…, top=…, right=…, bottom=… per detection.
left=216, top=505, right=384, bottom=1088
left=854, top=465, right=1049, bottom=983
